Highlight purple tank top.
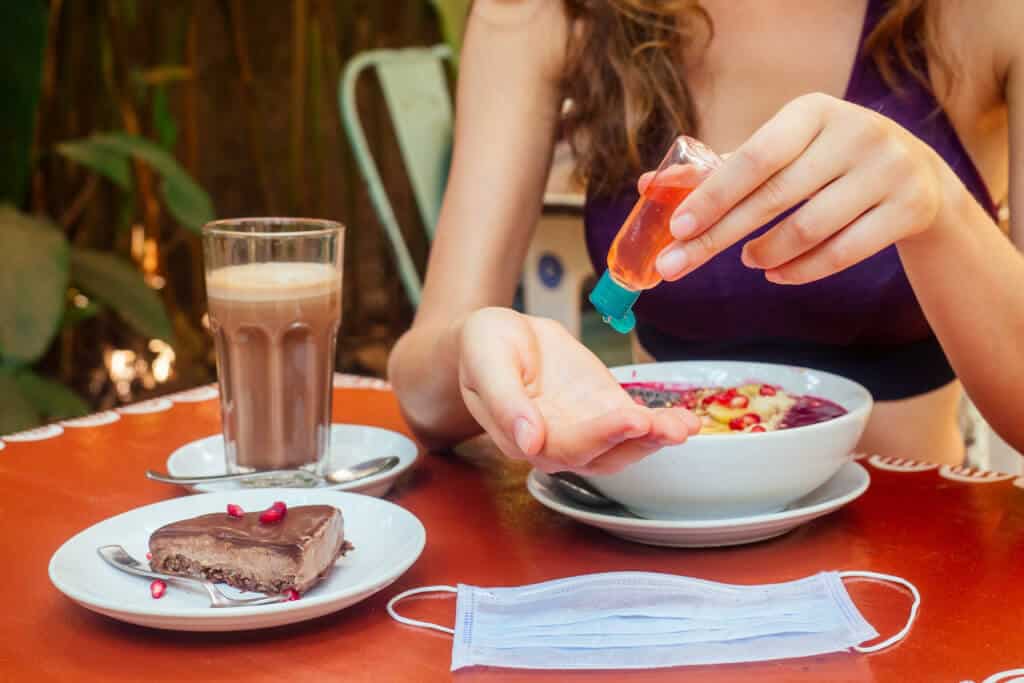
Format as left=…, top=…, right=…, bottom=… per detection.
left=582, top=0, right=998, bottom=400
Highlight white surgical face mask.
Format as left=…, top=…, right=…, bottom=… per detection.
left=387, top=571, right=919, bottom=671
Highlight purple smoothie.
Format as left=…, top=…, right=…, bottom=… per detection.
left=621, top=381, right=847, bottom=431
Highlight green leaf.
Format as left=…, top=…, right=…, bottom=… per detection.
left=69, top=247, right=174, bottom=341
left=0, top=1, right=47, bottom=204
left=0, top=206, right=69, bottom=364
left=56, top=139, right=134, bottom=190
left=56, top=132, right=214, bottom=232
left=62, top=296, right=105, bottom=327
left=151, top=86, right=178, bottom=151
left=13, top=369, right=88, bottom=420
left=0, top=373, right=41, bottom=434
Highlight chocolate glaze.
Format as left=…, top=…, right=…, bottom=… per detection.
left=150, top=504, right=339, bottom=558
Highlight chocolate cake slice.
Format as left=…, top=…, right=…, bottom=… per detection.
left=149, top=504, right=352, bottom=594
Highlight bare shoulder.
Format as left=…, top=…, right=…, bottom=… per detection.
left=939, top=0, right=1020, bottom=100
left=467, top=0, right=570, bottom=78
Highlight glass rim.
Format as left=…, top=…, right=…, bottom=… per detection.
left=202, top=217, right=345, bottom=238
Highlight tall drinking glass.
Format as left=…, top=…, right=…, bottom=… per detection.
left=202, top=218, right=344, bottom=473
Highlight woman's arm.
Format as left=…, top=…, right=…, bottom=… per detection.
left=388, top=0, right=567, bottom=449
left=896, top=13, right=1024, bottom=451
left=389, top=2, right=699, bottom=468
left=650, top=2, right=1024, bottom=451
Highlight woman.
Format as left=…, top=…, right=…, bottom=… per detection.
left=389, top=0, right=1024, bottom=474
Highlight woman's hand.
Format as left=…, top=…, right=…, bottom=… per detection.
left=650, top=92, right=953, bottom=285
left=458, top=308, right=700, bottom=474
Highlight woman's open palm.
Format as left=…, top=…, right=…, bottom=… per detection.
left=458, top=308, right=699, bottom=474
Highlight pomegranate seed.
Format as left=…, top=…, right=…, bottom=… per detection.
left=145, top=552, right=152, bottom=561
left=259, top=506, right=285, bottom=525
left=272, top=501, right=287, bottom=512
left=284, top=588, right=301, bottom=601
left=701, top=395, right=715, bottom=407
left=759, top=385, right=777, bottom=396
left=150, top=579, right=167, bottom=599
left=729, top=413, right=762, bottom=430
left=683, top=398, right=697, bottom=410
left=729, top=395, right=749, bottom=409
left=226, top=503, right=245, bottom=518
left=750, top=425, right=767, bottom=433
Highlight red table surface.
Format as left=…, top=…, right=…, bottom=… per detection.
left=1, top=379, right=1023, bottom=683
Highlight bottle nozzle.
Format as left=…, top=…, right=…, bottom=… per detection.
left=589, top=271, right=639, bottom=334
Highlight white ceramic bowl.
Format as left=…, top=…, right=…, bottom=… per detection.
left=583, top=361, right=872, bottom=520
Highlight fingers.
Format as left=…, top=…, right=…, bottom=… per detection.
left=656, top=123, right=846, bottom=281
left=666, top=94, right=830, bottom=242
left=548, top=407, right=699, bottom=476
left=741, top=162, right=888, bottom=270
left=639, top=163, right=708, bottom=197
left=546, top=406, right=652, bottom=467
left=572, top=437, right=667, bottom=475
left=637, top=171, right=655, bottom=194
left=459, top=314, right=546, bottom=459
left=765, top=200, right=905, bottom=285
left=650, top=406, right=701, bottom=441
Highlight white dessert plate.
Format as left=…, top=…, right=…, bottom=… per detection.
left=527, top=461, right=869, bottom=548
left=166, top=424, right=418, bottom=495
left=48, top=489, right=426, bottom=631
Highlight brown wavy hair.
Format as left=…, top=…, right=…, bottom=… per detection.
left=560, top=0, right=949, bottom=196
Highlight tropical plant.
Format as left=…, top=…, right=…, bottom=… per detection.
left=0, top=3, right=214, bottom=433
left=1, top=0, right=468, bottom=434
left=0, top=135, right=214, bottom=433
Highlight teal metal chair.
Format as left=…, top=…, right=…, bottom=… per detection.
left=339, top=45, right=453, bottom=307
left=338, top=45, right=629, bottom=365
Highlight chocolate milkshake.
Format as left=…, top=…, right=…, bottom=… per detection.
left=207, top=262, right=342, bottom=471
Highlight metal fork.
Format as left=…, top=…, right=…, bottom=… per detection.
left=97, top=545, right=288, bottom=608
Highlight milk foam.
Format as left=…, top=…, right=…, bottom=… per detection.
left=206, top=262, right=340, bottom=301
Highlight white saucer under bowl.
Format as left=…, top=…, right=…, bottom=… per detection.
left=527, top=461, right=869, bottom=548
left=166, top=424, right=418, bottom=495
left=49, top=489, right=426, bottom=631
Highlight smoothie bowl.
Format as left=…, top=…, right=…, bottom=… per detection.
left=582, top=361, right=873, bottom=520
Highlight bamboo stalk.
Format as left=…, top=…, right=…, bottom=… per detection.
left=222, top=0, right=279, bottom=214
left=103, top=1, right=162, bottom=244
left=289, top=0, right=309, bottom=214
left=60, top=175, right=99, bottom=230
left=183, top=4, right=200, bottom=175
left=307, top=17, right=324, bottom=218
left=31, top=0, right=65, bottom=216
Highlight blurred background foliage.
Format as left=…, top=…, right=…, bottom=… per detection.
left=0, top=0, right=469, bottom=433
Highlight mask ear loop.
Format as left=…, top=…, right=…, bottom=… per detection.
left=840, top=571, right=921, bottom=653
left=386, top=585, right=457, bottom=635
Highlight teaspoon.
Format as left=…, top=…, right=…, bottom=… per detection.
left=146, top=455, right=401, bottom=488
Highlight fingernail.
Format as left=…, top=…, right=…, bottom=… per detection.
left=670, top=212, right=698, bottom=239
left=513, top=417, right=535, bottom=454
left=657, top=248, right=688, bottom=278
left=765, top=270, right=786, bottom=284
left=741, top=245, right=757, bottom=268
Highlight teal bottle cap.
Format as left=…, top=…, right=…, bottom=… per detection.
left=589, top=270, right=639, bottom=334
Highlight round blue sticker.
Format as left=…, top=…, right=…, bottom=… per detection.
left=538, top=253, right=563, bottom=289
